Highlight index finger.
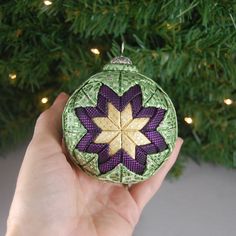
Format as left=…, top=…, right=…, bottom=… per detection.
left=129, top=137, right=183, bottom=211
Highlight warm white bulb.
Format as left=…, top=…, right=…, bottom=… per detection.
left=44, top=0, right=52, bottom=6
left=224, top=98, right=233, bottom=105
left=166, top=23, right=173, bottom=29
left=184, top=117, right=193, bottom=124
left=41, top=97, right=49, bottom=104
left=9, top=73, right=16, bottom=80
left=90, top=48, right=100, bottom=55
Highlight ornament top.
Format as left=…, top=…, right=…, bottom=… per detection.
left=110, top=56, right=133, bottom=65
left=103, top=56, right=138, bottom=73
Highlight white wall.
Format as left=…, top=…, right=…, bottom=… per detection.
left=1, top=143, right=236, bottom=236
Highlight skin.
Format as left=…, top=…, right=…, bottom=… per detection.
left=6, top=92, right=183, bottom=236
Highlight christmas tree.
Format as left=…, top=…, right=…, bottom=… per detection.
left=0, top=1, right=235, bottom=176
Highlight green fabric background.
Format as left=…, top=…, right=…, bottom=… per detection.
left=62, top=62, right=178, bottom=184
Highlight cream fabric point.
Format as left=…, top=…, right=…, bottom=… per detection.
left=93, top=102, right=151, bottom=159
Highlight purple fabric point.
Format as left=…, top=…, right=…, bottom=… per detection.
left=75, top=84, right=167, bottom=175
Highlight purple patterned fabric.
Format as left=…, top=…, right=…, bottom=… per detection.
left=75, top=84, right=167, bottom=175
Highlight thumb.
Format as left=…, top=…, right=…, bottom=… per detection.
left=33, top=92, right=69, bottom=146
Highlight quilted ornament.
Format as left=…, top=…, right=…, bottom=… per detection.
left=62, top=56, right=178, bottom=184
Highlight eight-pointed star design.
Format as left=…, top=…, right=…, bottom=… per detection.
left=75, top=84, right=167, bottom=175
left=93, top=102, right=151, bottom=159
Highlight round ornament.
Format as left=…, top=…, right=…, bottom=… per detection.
left=62, top=56, right=178, bottom=184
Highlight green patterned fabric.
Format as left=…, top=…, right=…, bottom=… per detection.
left=62, top=59, right=178, bottom=184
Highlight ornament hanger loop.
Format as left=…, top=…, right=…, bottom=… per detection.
left=110, top=39, right=132, bottom=65
left=121, top=41, right=125, bottom=55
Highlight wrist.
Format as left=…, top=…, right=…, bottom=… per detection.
left=6, top=220, right=26, bottom=236
left=6, top=218, right=47, bottom=236
left=6, top=216, right=71, bottom=236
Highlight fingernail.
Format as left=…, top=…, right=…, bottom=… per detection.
left=58, top=92, right=69, bottom=99
left=178, top=137, right=184, bottom=146
left=53, top=92, right=69, bottom=106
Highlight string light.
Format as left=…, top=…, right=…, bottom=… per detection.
left=224, top=98, right=233, bottom=105
left=9, top=73, right=16, bottom=80
left=90, top=48, right=100, bottom=55
left=166, top=23, right=180, bottom=31
left=184, top=117, right=193, bottom=124
left=44, top=0, right=52, bottom=6
left=41, top=97, right=49, bottom=104
left=166, top=23, right=174, bottom=30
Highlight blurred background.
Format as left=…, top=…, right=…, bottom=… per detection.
left=0, top=1, right=236, bottom=235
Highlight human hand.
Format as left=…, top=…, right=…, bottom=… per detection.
left=6, top=92, right=183, bottom=236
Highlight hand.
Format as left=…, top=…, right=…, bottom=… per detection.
left=6, top=92, right=183, bottom=236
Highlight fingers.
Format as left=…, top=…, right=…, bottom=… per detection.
left=129, top=137, right=183, bottom=211
left=33, top=92, right=69, bottom=146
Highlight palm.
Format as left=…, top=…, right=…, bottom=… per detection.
left=46, top=150, right=139, bottom=236
left=7, top=93, right=182, bottom=236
